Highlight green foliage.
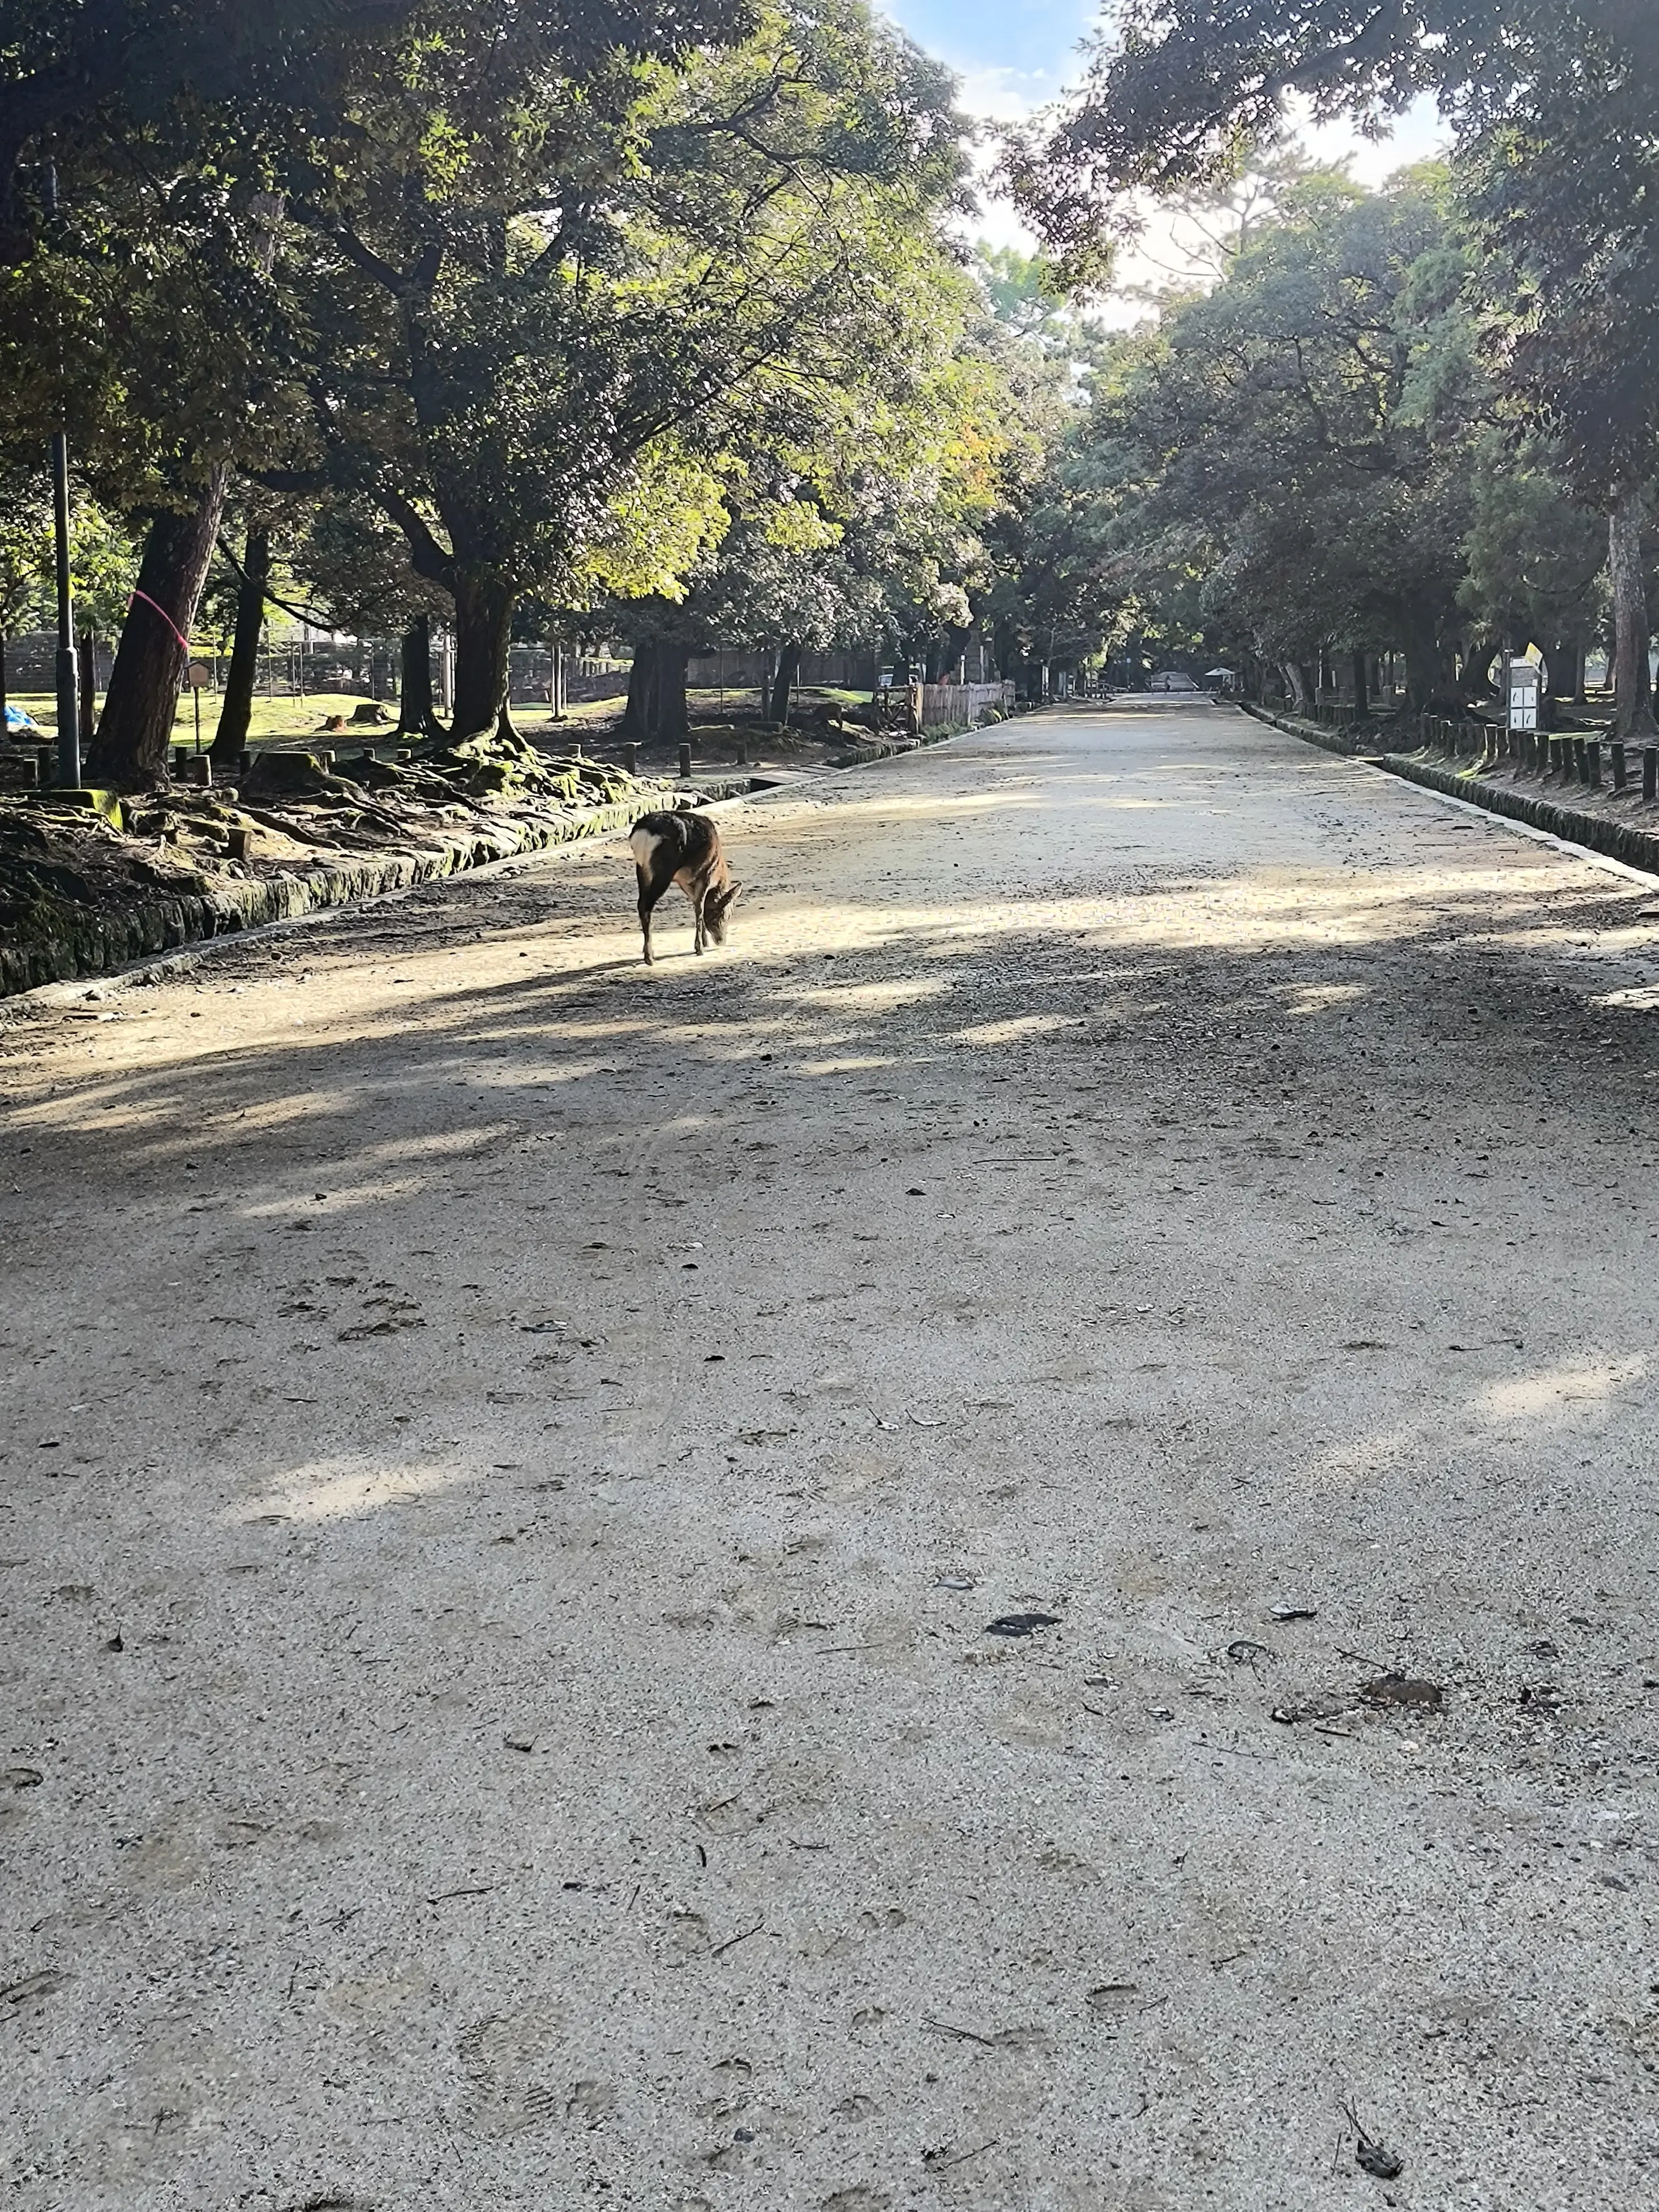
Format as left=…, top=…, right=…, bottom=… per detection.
left=976, top=246, right=1076, bottom=351
left=1460, top=26, right=1659, bottom=498
left=1015, top=158, right=1617, bottom=705
left=1459, top=432, right=1606, bottom=654
left=254, top=0, right=981, bottom=724
left=0, top=477, right=134, bottom=638
left=1005, top=3, right=1656, bottom=277
left=0, top=469, right=51, bottom=636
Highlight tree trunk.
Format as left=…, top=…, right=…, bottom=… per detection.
left=91, top=469, right=228, bottom=787
left=1399, top=605, right=1457, bottom=714
left=397, top=614, right=445, bottom=740
left=212, top=523, right=270, bottom=761
left=79, top=629, right=97, bottom=750
left=1542, top=637, right=1580, bottom=731
left=1461, top=633, right=1502, bottom=698
left=1609, top=483, right=1656, bottom=739
left=655, top=644, right=691, bottom=743
left=1350, top=651, right=1370, bottom=719
left=449, top=569, right=517, bottom=739
left=621, top=640, right=658, bottom=745
left=769, top=642, right=802, bottom=727
left=619, top=637, right=690, bottom=743
left=495, top=640, right=521, bottom=741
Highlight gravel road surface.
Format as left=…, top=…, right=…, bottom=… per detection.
left=5, top=700, right=1659, bottom=2210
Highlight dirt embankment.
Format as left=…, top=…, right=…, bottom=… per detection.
left=0, top=731, right=682, bottom=997
left=1, top=697, right=1031, bottom=997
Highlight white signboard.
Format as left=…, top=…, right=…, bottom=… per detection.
left=1508, top=662, right=1539, bottom=733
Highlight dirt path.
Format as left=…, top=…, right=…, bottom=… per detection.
left=5, top=700, right=1659, bottom=2210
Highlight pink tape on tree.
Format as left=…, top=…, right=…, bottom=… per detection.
left=129, top=588, right=190, bottom=654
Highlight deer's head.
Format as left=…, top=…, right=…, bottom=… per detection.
left=704, top=878, right=743, bottom=944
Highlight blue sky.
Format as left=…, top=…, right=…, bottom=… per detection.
left=882, top=0, right=1446, bottom=159
left=881, top=0, right=1448, bottom=285
left=882, top=0, right=1099, bottom=116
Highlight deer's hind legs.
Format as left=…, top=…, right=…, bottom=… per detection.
left=637, top=864, right=668, bottom=965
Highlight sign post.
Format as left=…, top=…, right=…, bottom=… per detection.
left=45, top=162, right=80, bottom=790
left=187, top=659, right=211, bottom=752
left=1507, top=657, right=1540, bottom=738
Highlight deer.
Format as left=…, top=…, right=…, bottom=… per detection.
left=628, top=808, right=742, bottom=965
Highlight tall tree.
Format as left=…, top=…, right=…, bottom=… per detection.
left=1005, top=2, right=1656, bottom=251
left=1030, top=169, right=1487, bottom=710
left=272, top=0, right=969, bottom=736
left=3, top=2, right=762, bottom=782
left=1008, top=0, right=1659, bottom=730
left=1461, top=43, right=1659, bottom=735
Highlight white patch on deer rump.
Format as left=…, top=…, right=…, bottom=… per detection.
left=629, top=826, right=663, bottom=872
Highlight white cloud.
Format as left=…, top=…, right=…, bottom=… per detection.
left=954, top=65, right=1064, bottom=123
left=954, top=71, right=1453, bottom=321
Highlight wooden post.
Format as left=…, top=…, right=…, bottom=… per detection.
left=1644, top=745, right=1658, bottom=803
left=1612, top=741, right=1626, bottom=791
left=1587, top=739, right=1602, bottom=788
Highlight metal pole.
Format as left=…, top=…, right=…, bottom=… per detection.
left=45, top=160, right=80, bottom=788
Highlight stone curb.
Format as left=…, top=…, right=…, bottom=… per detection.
left=825, top=705, right=1028, bottom=771
left=1236, top=701, right=1373, bottom=758
left=1235, top=700, right=1659, bottom=879
left=1, top=795, right=646, bottom=1000
left=2, top=707, right=1017, bottom=999
left=1370, top=752, right=1659, bottom=877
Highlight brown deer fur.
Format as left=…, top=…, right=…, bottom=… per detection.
left=628, top=809, right=742, bottom=964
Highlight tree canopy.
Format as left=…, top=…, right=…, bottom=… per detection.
left=2, top=0, right=1653, bottom=773
left=1005, top=0, right=1659, bottom=730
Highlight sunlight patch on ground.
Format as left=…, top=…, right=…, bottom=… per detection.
left=794, top=1054, right=899, bottom=1078
left=471, top=1058, right=631, bottom=1086
left=955, top=1013, right=1084, bottom=1045
left=240, top=1174, right=436, bottom=1219
left=5, top=1077, right=363, bottom=1140
left=1278, top=982, right=1370, bottom=1014
left=775, top=976, right=951, bottom=1011
left=1473, top=1355, right=1647, bottom=1425
left=1296, top=1421, right=1422, bottom=1493
left=238, top=1454, right=468, bottom=1523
